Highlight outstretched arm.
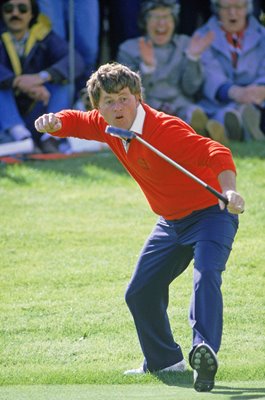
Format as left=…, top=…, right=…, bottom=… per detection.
left=35, top=113, right=62, bottom=133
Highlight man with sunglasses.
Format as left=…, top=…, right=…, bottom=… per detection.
left=0, top=0, right=85, bottom=155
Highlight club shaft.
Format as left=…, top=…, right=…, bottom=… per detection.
left=135, top=135, right=228, bottom=205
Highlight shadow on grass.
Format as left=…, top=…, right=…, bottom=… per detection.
left=154, top=370, right=193, bottom=387
left=0, top=139, right=264, bottom=187
left=0, top=141, right=264, bottom=187
left=154, top=372, right=265, bottom=399
left=25, top=151, right=128, bottom=179
left=0, top=151, right=128, bottom=183
left=0, top=165, right=28, bottom=184
left=214, top=384, right=265, bottom=399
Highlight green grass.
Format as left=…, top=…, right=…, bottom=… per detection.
left=0, top=382, right=265, bottom=400
left=0, top=142, right=265, bottom=396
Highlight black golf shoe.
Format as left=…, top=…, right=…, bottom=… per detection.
left=190, top=343, right=218, bottom=392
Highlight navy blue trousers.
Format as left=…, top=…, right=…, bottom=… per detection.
left=125, top=205, right=238, bottom=372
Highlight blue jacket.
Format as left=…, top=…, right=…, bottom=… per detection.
left=196, top=15, right=265, bottom=114
left=0, top=15, right=85, bottom=112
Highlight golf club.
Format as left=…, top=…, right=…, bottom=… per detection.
left=105, top=125, right=229, bottom=206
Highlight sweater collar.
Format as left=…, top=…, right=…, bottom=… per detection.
left=129, top=103, right=146, bottom=135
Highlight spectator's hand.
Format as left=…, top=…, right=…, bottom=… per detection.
left=187, top=31, right=215, bottom=59
left=229, top=85, right=265, bottom=105
left=139, top=37, right=156, bottom=67
left=219, top=190, right=245, bottom=214
left=35, top=113, right=62, bottom=133
left=244, top=85, right=265, bottom=105
left=28, top=86, right=50, bottom=106
left=13, top=74, right=44, bottom=93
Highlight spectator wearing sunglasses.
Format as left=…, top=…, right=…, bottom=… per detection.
left=0, top=0, right=85, bottom=155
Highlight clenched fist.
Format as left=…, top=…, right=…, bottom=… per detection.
left=35, top=113, right=62, bottom=133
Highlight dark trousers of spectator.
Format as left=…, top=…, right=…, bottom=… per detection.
left=253, top=0, right=265, bottom=18
left=178, top=0, right=211, bottom=36
left=98, top=0, right=142, bottom=61
left=125, top=205, right=238, bottom=372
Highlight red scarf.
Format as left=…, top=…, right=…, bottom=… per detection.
left=224, top=30, right=245, bottom=67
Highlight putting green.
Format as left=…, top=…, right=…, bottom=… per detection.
left=0, top=382, right=265, bottom=400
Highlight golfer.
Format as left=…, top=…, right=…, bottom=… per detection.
left=35, top=62, right=245, bottom=392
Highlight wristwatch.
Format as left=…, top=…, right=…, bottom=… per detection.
left=39, top=70, right=50, bottom=83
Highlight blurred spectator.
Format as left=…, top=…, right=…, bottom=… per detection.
left=117, top=0, right=226, bottom=142
left=37, top=0, right=99, bottom=94
left=98, top=0, right=142, bottom=62
left=74, top=87, right=92, bottom=112
left=178, top=0, right=264, bottom=37
left=178, top=0, right=212, bottom=36
left=195, top=0, right=265, bottom=141
left=0, top=0, right=85, bottom=155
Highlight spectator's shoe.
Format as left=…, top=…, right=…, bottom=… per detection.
left=0, top=132, right=34, bottom=157
left=190, top=343, right=218, bottom=392
left=206, top=120, right=228, bottom=144
left=58, top=138, right=72, bottom=154
left=39, top=137, right=59, bottom=153
left=8, top=124, right=32, bottom=141
left=224, top=110, right=243, bottom=140
left=124, top=359, right=186, bottom=375
left=241, top=105, right=265, bottom=141
left=190, top=108, right=208, bottom=135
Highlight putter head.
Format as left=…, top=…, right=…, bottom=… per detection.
left=105, top=125, right=135, bottom=140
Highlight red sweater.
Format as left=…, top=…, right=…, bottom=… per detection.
left=55, top=103, right=236, bottom=219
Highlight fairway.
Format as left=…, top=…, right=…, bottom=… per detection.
left=0, top=142, right=264, bottom=395
left=0, top=382, right=265, bottom=400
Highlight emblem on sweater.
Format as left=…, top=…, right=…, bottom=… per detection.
left=137, top=158, right=150, bottom=169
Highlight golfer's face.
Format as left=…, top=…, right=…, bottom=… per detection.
left=98, top=88, right=140, bottom=130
